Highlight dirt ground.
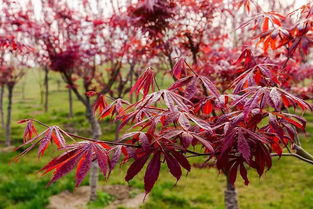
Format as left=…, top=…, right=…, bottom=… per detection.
left=48, top=185, right=148, bottom=209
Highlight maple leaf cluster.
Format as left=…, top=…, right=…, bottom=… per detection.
left=127, top=0, right=176, bottom=37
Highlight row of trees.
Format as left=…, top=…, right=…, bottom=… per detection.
left=1, top=0, right=313, bottom=208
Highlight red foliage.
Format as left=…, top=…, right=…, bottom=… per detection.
left=127, top=0, right=176, bottom=36
left=13, top=0, right=313, bottom=198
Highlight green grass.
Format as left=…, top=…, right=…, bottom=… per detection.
left=87, top=191, right=114, bottom=209
left=0, top=69, right=313, bottom=209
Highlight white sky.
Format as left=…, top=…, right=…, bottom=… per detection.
left=4, top=0, right=311, bottom=19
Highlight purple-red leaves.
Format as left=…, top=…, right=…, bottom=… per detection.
left=192, top=134, right=214, bottom=152
left=272, top=112, right=306, bottom=130
left=76, top=151, right=93, bottom=186
left=18, top=119, right=38, bottom=143
left=239, top=163, right=249, bottom=185
left=278, top=88, right=312, bottom=111
left=162, top=90, right=191, bottom=111
left=169, top=76, right=193, bottom=90
left=269, top=87, right=281, bottom=110
left=172, top=58, right=186, bottom=79
left=164, top=152, right=182, bottom=181
left=41, top=141, right=111, bottom=186
left=237, top=129, right=251, bottom=163
left=171, top=150, right=191, bottom=172
left=128, top=0, right=176, bottom=36
left=86, top=91, right=97, bottom=97
left=198, top=76, right=220, bottom=99
left=202, top=100, right=213, bottom=115
left=110, top=145, right=129, bottom=170
left=98, top=99, right=129, bottom=119
left=233, top=86, right=311, bottom=120
left=125, top=148, right=190, bottom=194
left=125, top=153, right=151, bottom=182
left=130, top=67, right=155, bottom=97
left=235, top=0, right=252, bottom=13
left=93, top=94, right=108, bottom=116
left=17, top=126, right=68, bottom=158
left=144, top=151, right=161, bottom=194
left=228, top=160, right=249, bottom=186
left=94, top=143, right=110, bottom=178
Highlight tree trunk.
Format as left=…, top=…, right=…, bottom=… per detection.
left=115, top=120, right=120, bottom=140
left=89, top=160, right=99, bottom=201
left=57, top=80, right=61, bottom=91
left=21, top=82, right=25, bottom=100
left=86, top=102, right=102, bottom=201
left=0, top=86, right=5, bottom=129
left=44, top=67, right=49, bottom=112
left=5, top=85, right=14, bottom=147
left=40, top=88, right=44, bottom=104
left=167, top=54, right=174, bottom=70
left=68, top=88, right=73, bottom=118
left=224, top=174, right=239, bottom=209
left=129, top=64, right=134, bottom=103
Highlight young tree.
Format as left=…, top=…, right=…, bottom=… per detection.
left=0, top=35, right=32, bottom=146
left=14, top=1, right=313, bottom=209
left=0, top=0, right=35, bottom=146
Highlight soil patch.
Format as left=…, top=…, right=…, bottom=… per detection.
left=48, top=185, right=148, bottom=209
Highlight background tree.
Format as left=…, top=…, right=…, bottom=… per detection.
left=0, top=0, right=35, bottom=146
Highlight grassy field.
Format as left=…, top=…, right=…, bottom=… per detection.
left=0, top=69, right=313, bottom=209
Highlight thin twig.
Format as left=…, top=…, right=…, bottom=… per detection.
left=31, top=119, right=139, bottom=148
left=66, top=132, right=140, bottom=148
left=186, top=149, right=313, bottom=166
left=271, top=153, right=313, bottom=165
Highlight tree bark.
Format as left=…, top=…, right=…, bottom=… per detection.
left=167, top=53, right=174, bottom=70
left=68, top=88, right=73, bottom=118
left=224, top=174, right=239, bottom=209
left=40, top=87, right=44, bottom=104
left=5, top=85, right=14, bottom=147
left=0, top=86, right=5, bottom=129
left=57, top=79, right=61, bottom=91
left=44, top=67, right=49, bottom=112
left=89, top=160, right=99, bottom=201
left=115, top=120, right=120, bottom=140
left=21, top=82, right=25, bottom=100
left=86, top=101, right=102, bottom=201
left=129, top=64, right=134, bottom=103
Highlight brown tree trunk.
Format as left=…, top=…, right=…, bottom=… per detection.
left=129, top=64, right=134, bottom=103
left=68, top=88, right=73, bottom=118
left=224, top=174, right=239, bottom=209
left=44, top=67, right=49, bottom=112
left=0, top=86, right=5, bottom=129
left=5, top=85, right=14, bottom=147
left=115, top=120, right=120, bottom=140
left=57, top=79, right=61, bottom=91
left=167, top=54, right=174, bottom=70
left=21, top=82, right=25, bottom=100
left=89, top=160, right=99, bottom=201
left=86, top=102, right=102, bottom=201
left=40, top=86, right=44, bottom=104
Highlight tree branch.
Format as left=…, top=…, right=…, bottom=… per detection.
left=186, top=149, right=313, bottom=166
left=62, top=72, right=88, bottom=106
left=271, top=153, right=313, bottom=165
left=31, top=119, right=139, bottom=148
